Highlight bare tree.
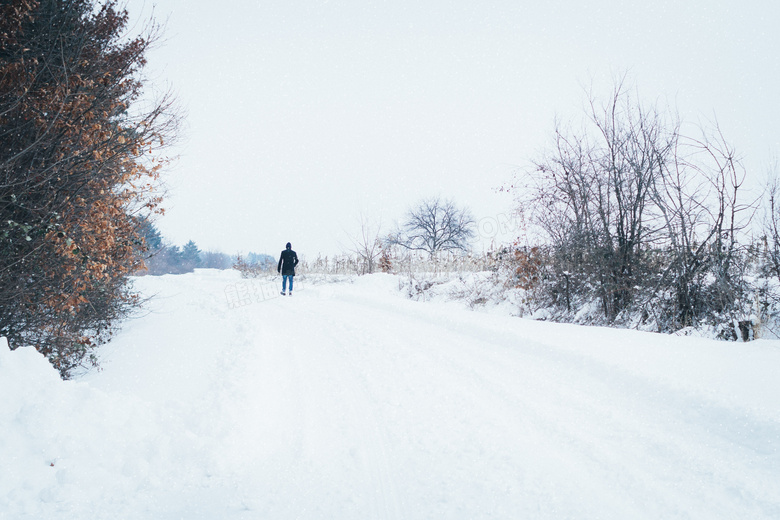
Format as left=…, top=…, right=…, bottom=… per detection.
left=517, top=77, right=755, bottom=331
left=649, top=122, right=755, bottom=328
left=764, top=171, right=780, bottom=283
left=390, top=197, right=476, bottom=257
left=525, top=80, right=676, bottom=320
left=345, top=214, right=383, bottom=274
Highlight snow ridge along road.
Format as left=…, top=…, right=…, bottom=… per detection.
left=3, top=269, right=780, bottom=519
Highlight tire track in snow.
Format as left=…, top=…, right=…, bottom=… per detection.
left=305, top=295, right=625, bottom=517
left=324, top=288, right=780, bottom=519
left=285, top=296, right=406, bottom=520
left=206, top=277, right=779, bottom=519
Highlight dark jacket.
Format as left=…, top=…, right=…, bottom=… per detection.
left=278, top=248, right=299, bottom=276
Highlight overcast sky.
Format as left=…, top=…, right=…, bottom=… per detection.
left=125, top=0, right=780, bottom=258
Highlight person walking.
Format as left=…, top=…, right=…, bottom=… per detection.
left=277, top=242, right=299, bottom=296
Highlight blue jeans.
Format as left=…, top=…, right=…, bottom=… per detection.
left=282, top=275, right=294, bottom=293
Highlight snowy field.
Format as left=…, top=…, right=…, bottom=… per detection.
left=1, top=269, right=779, bottom=519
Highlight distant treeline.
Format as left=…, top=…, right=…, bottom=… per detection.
left=137, top=220, right=274, bottom=275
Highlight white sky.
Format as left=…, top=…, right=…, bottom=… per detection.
left=125, top=0, right=780, bottom=258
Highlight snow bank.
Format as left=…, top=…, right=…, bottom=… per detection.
left=0, top=337, right=209, bottom=519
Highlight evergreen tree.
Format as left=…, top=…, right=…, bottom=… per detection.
left=136, top=218, right=164, bottom=256
left=181, top=240, right=202, bottom=272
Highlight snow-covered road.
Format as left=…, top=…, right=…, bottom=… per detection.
left=3, top=270, right=780, bottom=519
